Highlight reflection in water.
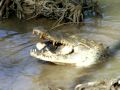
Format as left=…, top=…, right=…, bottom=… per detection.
left=0, top=0, right=120, bottom=89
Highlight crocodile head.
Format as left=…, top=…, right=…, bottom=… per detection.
left=30, top=24, right=107, bottom=67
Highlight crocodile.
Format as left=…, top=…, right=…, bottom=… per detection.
left=30, top=24, right=108, bottom=67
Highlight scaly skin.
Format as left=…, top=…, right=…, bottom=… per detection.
left=30, top=24, right=108, bottom=67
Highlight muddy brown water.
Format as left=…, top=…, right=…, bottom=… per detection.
left=0, top=1, right=120, bottom=90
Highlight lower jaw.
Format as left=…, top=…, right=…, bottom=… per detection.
left=30, top=51, right=98, bottom=67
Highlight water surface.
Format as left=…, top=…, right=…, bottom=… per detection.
left=0, top=1, right=120, bottom=90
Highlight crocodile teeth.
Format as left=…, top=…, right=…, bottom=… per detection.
left=33, top=30, right=39, bottom=35
left=61, top=41, right=64, bottom=45
left=36, top=42, right=46, bottom=51
left=39, top=34, right=43, bottom=38
left=32, top=31, right=35, bottom=34
left=33, top=49, right=35, bottom=52
left=32, top=49, right=35, bottom=52
left=53, top=41, right=55, bottom=46
left=32, top=31, right=37, bottom=35
left=34, top=49, right=36, bottom=52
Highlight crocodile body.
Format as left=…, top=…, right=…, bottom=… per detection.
left=30, top=24, right=108, bottom=67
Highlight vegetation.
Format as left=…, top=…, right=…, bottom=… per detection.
left=0, top=0, right=102, bottom=26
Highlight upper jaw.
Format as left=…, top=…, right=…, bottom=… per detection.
left=32, top=26, right=48, bottom=35
left=33, top=27, right=73, bottom=46
left=32, top=28, right=75, bottom=56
